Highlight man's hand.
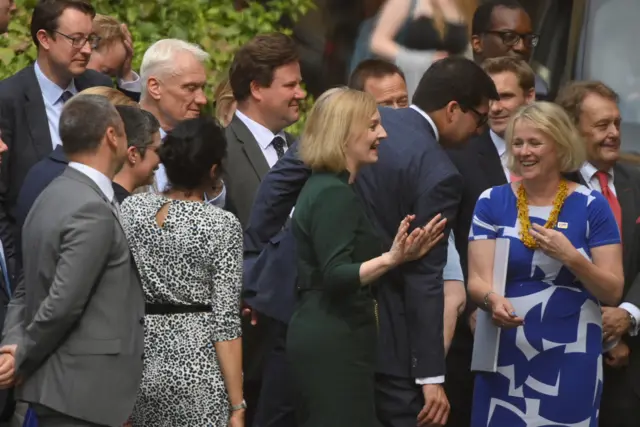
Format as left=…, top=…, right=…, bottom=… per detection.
left=602, top=307, right=631, bottom=342
left=417, top=384, right=449, bottom=426
left=605, top=341, right=630, bottom=368
left=469, top=309, right=478, bottom=334
left=119, top=24, right=135, bottom=81
left=0, top=345, right=17, bottom=388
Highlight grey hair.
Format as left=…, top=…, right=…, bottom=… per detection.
left=114, top=106, right=160, bottom=156
left=139, top=39, right=210, bottom=101
left=60, top=94, right=122, bottom=155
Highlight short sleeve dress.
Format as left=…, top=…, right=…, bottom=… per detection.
left=468, top=183, right=621, bottom=426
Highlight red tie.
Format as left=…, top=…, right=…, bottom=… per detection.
left=510, top=172, right=522, bottom=183
left=596, top=171, right=622, bottom=232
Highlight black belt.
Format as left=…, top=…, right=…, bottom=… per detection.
left=145, top=303, right=211, bottom=315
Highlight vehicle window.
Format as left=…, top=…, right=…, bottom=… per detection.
left=582, top=0, right=640, bottom=151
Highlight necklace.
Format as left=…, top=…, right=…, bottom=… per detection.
left=517, top=180, right=569, bottom=249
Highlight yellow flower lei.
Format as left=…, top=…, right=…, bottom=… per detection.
left=517, top=180, right=569, bottom=249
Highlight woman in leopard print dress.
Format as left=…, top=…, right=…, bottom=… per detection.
left=121, top=116, right=244, bottom=426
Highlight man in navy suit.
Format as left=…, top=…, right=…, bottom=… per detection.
left=245, top=57, right=498, bottom=426
left=0, top=0, right=117, bottom=284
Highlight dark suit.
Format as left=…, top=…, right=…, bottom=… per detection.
left=566, top=164, right=640, bottom=427
left=444, top=129, right=507, bottom=427
left=222, top=113, right=294, bottom=426
left=246, top=107, right=463, bottom=426
left=0, top=64, right=112, bottom=281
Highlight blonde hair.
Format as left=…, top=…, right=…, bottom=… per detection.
left=213, top=78, right=236, bottom=127
left=78, top=87, right=138, bottom=106
left=505, top=101, right=586, bottom=174
left=93, top=14, right=125, bottom=50
left=300, top=87, right=378, bottom=172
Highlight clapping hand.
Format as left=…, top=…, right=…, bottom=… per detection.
left=0, top=344, right=17, bottom=389
left=388, top=214, right=447, bottom=266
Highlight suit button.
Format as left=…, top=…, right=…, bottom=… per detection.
left=412, top=357, right=418, bottom=368
left=139, top=317, right=144, bottom=325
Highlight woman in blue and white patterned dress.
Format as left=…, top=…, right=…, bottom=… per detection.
left=467, top=102, right=624, bottom=426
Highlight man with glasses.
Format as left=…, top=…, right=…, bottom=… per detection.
left=469, top=0, right=548, bottom=99
left=0, top=0, right=113, bottom=287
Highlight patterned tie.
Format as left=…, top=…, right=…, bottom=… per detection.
left=59, top=91, right=73, bottom=104
left=272, top=136, right=286, bottom=159
left=596, top=171, right=622, bottom=233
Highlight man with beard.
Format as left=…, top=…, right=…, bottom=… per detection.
left=0, top=0, right=15, bottom=34
left=445, top=56, right=536, bottom=427
left=557, top=81, right=640, bottom=427
left=0, top=0, right=113, bottom=284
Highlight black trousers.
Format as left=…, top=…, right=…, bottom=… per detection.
left=599, top=364, right=640, bottom=427
left=242, top=313, right=272, bottom=427
left=31, top=404, right=105, bottom=427
left=375, top=374, right=424, bottom=427
left=254, top=319, right=296, bottom=427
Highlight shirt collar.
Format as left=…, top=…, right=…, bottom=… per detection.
left=34, top=61, right=77, bottom=105
left=235, top=109, right=287, bottom=149
left=409, top=105, right=439, bottom=142
left=68, top=162, right=115, bottom=202
left=580, top=162, right=614, bottom=184
left=159, top=127, right=167, bottom=140
left=489, top=130, right=507, bottom=157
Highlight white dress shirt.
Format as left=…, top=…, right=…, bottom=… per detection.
left=118, top=72, right=141, bottom=94
left=489, top=130, right=511, bottom=182
left=34, top=61, right=78, bottom=149
left=235, top=109, right=288, bottom=168
left=68, top=162, right=115, bottom=202
left=579, top=162, right=640, bottom=337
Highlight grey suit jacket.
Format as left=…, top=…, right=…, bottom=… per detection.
left=2, top=167, right=145, bottom=427
left=222, top=115, right=293, bottom=229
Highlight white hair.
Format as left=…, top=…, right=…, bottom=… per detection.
left=140, top=39, right=210, bottom=100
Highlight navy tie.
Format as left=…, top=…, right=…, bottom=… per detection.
left=59, top=91, right=73, bottom=104
left=272, top=136, right=286, bottom=159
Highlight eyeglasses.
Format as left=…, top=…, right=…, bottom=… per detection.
left=484, top=30, right=539, bottom=48
left=53, top=30, right=101, bottom=49
left=461, top=105, right=488, bottom=129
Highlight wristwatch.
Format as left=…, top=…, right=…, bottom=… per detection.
left=628, top=311, right=637, bottom=332
left=230, top=400, right=247, bottom=412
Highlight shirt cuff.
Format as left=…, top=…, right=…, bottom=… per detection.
left=118, top=71, right=141, bottom=93
left=603, top=338, right=620, bottom=353
left=415, top=376, right=445, bottom=385
left=619, top=302, right=640, bottom=336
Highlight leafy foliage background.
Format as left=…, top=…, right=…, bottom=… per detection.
left=0, top=0, right=316, bottom=134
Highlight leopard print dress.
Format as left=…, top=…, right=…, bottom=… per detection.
left=121, top=193, right=243, bottom=426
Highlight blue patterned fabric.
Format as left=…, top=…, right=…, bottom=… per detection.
left=469, top=184, right=620, bottom=426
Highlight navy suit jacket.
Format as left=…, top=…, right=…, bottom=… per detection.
left=244, top=107, right=462, bottom=379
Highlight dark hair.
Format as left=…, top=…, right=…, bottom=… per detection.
left=60, top=94, right=122, bottom=156
left=31, top=0, right=96, bottom=47
left=159, top=116, right=227, bottom=190
left=348, top=59, right=406, bottom=91
left=115, top=106, right=161, bottom=157
left=482, top=56, right=535, bottom=92
left=471, top=0, right=525, bottom=35
left=413, top=57, right=499, bottom=112
left=556, top=80, right=619, bottom=125
left=229, top=32, right=299, bottom=102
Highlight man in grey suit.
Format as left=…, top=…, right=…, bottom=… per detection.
left=0, top=94, right=145, bottom=427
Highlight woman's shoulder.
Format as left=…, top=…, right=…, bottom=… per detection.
left=121, top=192, right=162, bottom=213
left=570, top=184, right=608, bottom=206
left=478, top=183, right=513, bottom=202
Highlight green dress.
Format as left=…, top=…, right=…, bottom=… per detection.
left=286, top=171, right=383, bottom=427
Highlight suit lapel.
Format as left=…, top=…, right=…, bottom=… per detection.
left=476, top=131, right=507, bottom=187
left=24, top=66, right=54, bottom=158
left=614, top=166, right=636, bottom=273
left=230, top=115, right=270, bottom=179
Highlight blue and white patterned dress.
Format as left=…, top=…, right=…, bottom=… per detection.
left=469, top=183, right=620, bottom=427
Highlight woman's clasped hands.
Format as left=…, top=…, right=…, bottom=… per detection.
left=388, top=213, right=447, bottom=266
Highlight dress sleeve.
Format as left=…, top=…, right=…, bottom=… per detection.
left=308, top=183, right=364, bottom=295
left=211, top=210, right=243, bottom=342
left=586, top=190, right=622, bottom=248
left=468, top=188, right=499, bottom=241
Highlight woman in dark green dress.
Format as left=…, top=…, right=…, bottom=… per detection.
left=286, top=87, right=446, bottom=426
